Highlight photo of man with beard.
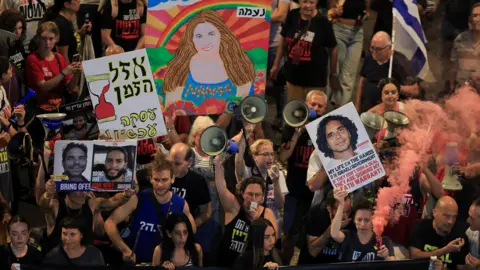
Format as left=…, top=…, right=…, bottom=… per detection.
left=94, top=147, right=133, bottom=183
left=62, top=143, right=89, bottom=182
left=316, top=115, right=359, bottom=169
left=64, top=113, right=99, bottom=140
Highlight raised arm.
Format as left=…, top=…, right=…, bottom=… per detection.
left=213, top=154, right=240, bottom=215
left=330, top=189, right=348, bottom=243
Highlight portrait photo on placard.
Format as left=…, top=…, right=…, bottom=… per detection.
left=53, top=141, right=95, bottom=192
left=60, top=100, right=99, bottom=140
left=306, top=102, right=385, bottom=192
left=90, top=141, right=137, bottom=191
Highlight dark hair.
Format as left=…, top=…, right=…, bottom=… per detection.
left=471, top=2, right=480, bottom=16
left=0, top=56, right=10, bottom=76
left=106, top=147, right=128, bottom=163
left=316, top=115, right=359, bottom=159
left=44, top=0, right=74, bottom=21
left=243, top=218, right=282, bottom=268
left=60, top=217, right=89, bottom=246
left=473, top=197, right=480, bottom=208
left=185, top=147, right=194, bottom=161
left=148, top=152, right=175, bottom=178
left=0, top=9, right=26, bottom=42
left=161, top=213, right=200, bottom=266
left=62, top=143, right=88, bottom=162
left=237, top=176, right=266, bottom=204
left=8, top=215, right=30, bottom=232
left=324, top=189, right=351, bottom=209
left=378, top=78, right=400, bottom=93
left=353, top=198, right=373, bottom=218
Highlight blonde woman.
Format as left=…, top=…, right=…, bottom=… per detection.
left=163, top=10, right=255, bottom=110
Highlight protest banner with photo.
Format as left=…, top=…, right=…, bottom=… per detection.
left=53, top=140, right=137, bottom=192
left=90, top=140, right=137, bottom=192
left=83, top=49, right=167, bottom=140
left=305, top=102, right=386, bottom=193
left=146, top=0, right=270, bottom=115
left=60, top=100, right=99, bottom=140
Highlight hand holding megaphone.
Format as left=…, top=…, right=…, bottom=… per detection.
left=213, top=153, right=226, bottom=167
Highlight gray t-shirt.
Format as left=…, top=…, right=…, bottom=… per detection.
left=43, top=245, right=105, bottom=267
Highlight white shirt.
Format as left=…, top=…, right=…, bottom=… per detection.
left=307, top=151, right=326, bottom=206
left=466, top=227, right=479, bottom=258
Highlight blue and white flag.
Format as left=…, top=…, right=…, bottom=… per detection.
left=393, top=0, right=430, bottom=80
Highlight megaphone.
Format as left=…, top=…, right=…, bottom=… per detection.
left=37, top=113, right=66, bottom=141
left=239, top=95, right=268, bottom=124
left=360, top=112, right=384, bottom=140
left=283, top=100, right=317, bottom=128
left=383, top=110, right=409, bottom=139
left=200, top=126, right=239, bottom=156
left=442, top=165, right=463, bottom=191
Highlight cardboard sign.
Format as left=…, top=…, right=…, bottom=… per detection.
left=53, top=140, right=137, bottom=192
left=59, top=100, right=99, bottom=140
left=146, top=0, right=270, bottom=115
left=83, top=49, right=167, bottom=140
left=305, top=103, right=386, bottom=192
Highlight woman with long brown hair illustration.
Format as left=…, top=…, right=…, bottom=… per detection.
left=163, top=10, right=255, bottom=111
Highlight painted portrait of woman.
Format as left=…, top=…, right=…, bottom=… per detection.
left=162, top=10, right=255, bottom=112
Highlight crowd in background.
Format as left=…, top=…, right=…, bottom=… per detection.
left=0, top=0, right=479, bottom=269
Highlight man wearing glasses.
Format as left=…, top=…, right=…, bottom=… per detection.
left=450, top=3, right=480, bottom=92
left=235, top=138, right=288, bottom=225
left=355, top=31, right=419, bottom=113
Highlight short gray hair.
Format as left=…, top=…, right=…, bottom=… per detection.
left=306, top=90, right=327, bottom=103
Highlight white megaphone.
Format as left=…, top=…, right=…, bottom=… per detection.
left=442, top=142, right=463, bottom=191
left=200, top=126, right=239, bottom=156
left=239, top=95, right=268, bottom=124
left=37, top=113, right=66, bottom=141
left=283, top=100, right=317, bottom=128
left=383, top=110, right=410, bottom=140
left=360, top=112, right=384, bottom=140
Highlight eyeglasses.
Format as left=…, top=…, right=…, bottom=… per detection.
left=370, top=45, right=390, bottom=52
left=256, top=152, right=275, bottom=157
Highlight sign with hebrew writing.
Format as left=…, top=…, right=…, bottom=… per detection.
left=305, top=103, right=386, bottom=193
left=83, top=49, right=167, bottom=140
left=146, top=0, right=270, bottom=115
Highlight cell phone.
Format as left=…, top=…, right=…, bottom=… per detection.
left=72, top=54, right=80, bottom=62
left=250, top=202, right=258, bottom=212
left=12, top=263, right=20, bottom=270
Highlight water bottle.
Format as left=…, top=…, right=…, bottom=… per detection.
left=428, top=256, right=437, bottom=270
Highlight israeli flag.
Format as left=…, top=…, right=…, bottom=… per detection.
left=393, top=0, right=431, bottom=80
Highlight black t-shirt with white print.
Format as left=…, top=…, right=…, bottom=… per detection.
left=339, top=230, right=394, bottom=262
left=172, top=169, right=211, bottom=215
left=280, top=8, right=337, bottom=87
left=101, top=0, right=147, bottom=52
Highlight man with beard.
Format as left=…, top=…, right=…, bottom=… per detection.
left=104, top=153, right=195, bottom=264
left=451, top=3, right=480, bottom=90
left=65, top=114, right=97, bottom=140
left=316, top=115, right=359, bottom=170
left=409, top=196, right=469, bottom=269
left=62, top=142, right=88, bottom=182
left=278, top=90, right=327, bottom=262
left=97, top=147, right=133, bottom=183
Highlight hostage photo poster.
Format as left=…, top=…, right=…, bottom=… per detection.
left=146, top=0, right=271, bottom=115
left=53, top=140, right=137, bottom=192
left=305, top=103, right=386, bottom=192
left=82, top=49, right=167, bottom=140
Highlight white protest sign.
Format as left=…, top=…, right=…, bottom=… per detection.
left=53, top=140, right=137, bottom=192
left=83, top=49, right=166, bottom=140
left=305, top=102, right=385, bottom=192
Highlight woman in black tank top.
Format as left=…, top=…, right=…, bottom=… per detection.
left=214, top=155, right=279, bottom=267
left=152, top=212, right=202, bottom=268
left=234, top=218, right=282, bottom=269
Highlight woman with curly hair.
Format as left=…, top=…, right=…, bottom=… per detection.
left=162, top=10, right=255, bottom=114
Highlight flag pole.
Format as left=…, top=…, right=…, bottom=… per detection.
left=388, top=9, right=396, bottom=79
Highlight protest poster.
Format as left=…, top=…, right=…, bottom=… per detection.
left=83, top=49, right=167, bottom=140
left=53, top=140, right=137, bottom=192
left=146, top=0, right=270, bottom=115
left=305, top=102, right=386, bottom=193
left=60, top=100, right=99, bottom=140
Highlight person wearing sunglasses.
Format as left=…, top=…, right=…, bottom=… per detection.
left=355, top=31, right=420, bottom=113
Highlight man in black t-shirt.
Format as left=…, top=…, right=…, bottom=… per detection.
left=356, top=31, right=420, bottom=113
left=409, top=196, right=469, bottom=269
left=280, top=90, right=327, bottom=236
left=168, top=143, right=212, bottom=228
left=101, top=0, right=147, bottom=52
left=298, top=190, right=352, bottom=265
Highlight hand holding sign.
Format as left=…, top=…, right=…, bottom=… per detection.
left=333, top=189, right=349, bottom=205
